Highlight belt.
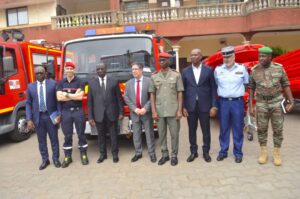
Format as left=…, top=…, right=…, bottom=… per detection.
left=256, top=93, right=281, bottom=101
left=220, top=97, right=243, bottom=101
left=63, top=107, right=81, bottom=111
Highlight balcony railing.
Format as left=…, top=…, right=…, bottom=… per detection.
left=51, top=0, right=300, bottom=29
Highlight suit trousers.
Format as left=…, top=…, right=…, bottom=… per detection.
left=218, top=98, right=244, bottom=158
left=61, top=108, right=87, bottom=156
left=95, top=111, right=118, bottom=156
left=158, top=117, right=180, bottom=158
left=187, top=101, right=211, bottom=154
left=36, top=112, right=59, bottom=161
left=132, top=114, right=155, bottom=156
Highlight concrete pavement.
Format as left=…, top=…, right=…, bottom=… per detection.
left=1, top=107, right=300, bottom=199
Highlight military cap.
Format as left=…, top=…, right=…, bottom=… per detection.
left=221, top=46, right=235, bottom=57
left=65, top=61, right=75, bottom=68
left=159, top=52, right=172, bottom=58
left=259, top=46, right=273, bottom=54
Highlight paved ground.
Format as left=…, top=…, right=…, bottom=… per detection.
left=1, top=107, right=300, bottom=199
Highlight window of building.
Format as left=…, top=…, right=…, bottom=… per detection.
left=6, top=7, right=28, bottom=27
left=123, top=1, right=148, bottom=11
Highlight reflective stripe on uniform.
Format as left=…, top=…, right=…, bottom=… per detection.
left=63, top=146, right=73, bottom=150
left=78, top=144, right=88, bottom=148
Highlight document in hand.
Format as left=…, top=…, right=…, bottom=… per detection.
left=281, top=99, right=287, bottom=114
left=50, top=111, right=59, bottom=125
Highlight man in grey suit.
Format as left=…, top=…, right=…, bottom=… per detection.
left=124, top=63, right=156, bottom=163
left=88, top=62, right=124, bottom=163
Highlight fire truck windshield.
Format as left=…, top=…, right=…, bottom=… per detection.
left=64, top=37, right=155, bottom=77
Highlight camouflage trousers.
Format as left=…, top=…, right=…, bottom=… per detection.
left=256, top=100, right=284, bottom=147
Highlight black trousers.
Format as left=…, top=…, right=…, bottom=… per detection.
left=95, top=112, right=118, bottom=156
left=187, top=101, right=211, bottom=154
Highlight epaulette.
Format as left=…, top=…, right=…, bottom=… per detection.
left=251, top=64, right=259, bottom=71
left=273, top=62, right=283, bottom=67
left=171, top=69, right=179, bottom=73
left=152, top=70, right=159, bottom=75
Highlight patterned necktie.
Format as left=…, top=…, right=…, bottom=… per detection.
left=39, top=82, right=46, bottom=112
left=136, top=80, right=141, bottom=109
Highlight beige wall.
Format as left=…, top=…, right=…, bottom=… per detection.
left=0, top=10, right=6, bottom=28
left=178, top=34, right=244, bottom=61
left=28, top=2, right=56, bottom=24
left=252, top=32, right=300, bottom=51
left=58, top=0, right=110, bottom=14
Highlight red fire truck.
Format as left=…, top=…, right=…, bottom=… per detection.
left=0, top=30, right=61, bottom=142
left=59, top=26, right=175, bottom=137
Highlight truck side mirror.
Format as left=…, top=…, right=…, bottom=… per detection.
left=167, top=50, right=176, bottom=70
left=0, top=77, right=5, bottom=95
left=46, top=60, right=55, bottom=79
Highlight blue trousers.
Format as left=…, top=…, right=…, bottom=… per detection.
left=61, top=108, right=87, bottom=156
left=36, top=112, right=59, bottom=161
left=218, top=98, right=244, bottom=158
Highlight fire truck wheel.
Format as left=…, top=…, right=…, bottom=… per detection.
left=9, top=110, right=31, bottom=142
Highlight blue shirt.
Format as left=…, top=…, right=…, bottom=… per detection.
left=214, top=63, right=249, bottom=98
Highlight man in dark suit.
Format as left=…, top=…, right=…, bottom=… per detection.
left=88, top=62, right=124, bottom=163
left=182, top=48, right=217, bottom=163
left=124, top=63, right=156, bottom=163
left=26, top=66, right=61, bottom=170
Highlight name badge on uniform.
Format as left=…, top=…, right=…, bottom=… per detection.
left=235, top=71, right=243, bottom=75
left=169, top=77, right=174, bottom=80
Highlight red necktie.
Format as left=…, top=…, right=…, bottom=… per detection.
left=136, top=80, right=141, bottom=108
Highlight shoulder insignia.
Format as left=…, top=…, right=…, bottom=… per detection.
left=251, top=64, right=259, bottom=71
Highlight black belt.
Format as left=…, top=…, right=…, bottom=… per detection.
left=63, top=107, right=81, bottom=111
left=220, top=97, right=243, bottom=101
left=257, top=93, right=281, bottom=101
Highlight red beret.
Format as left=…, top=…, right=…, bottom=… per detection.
left=159, top=52, right=172, bottom=58
left=65, top=61, right=75, bottom=68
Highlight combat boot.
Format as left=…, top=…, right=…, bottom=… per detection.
left=273, top=147, right=282, bottom=166
left=80, top=151, right=89, bottom=165
left=258, top=146, right=268, bottom=164
left=61, top=156, right=72, bottom=168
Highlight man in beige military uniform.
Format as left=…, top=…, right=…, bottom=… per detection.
left=249, top=46, right=294, bottom=166
left=149, top=52, right=184, bottom=166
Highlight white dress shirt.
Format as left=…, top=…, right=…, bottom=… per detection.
left=192, top=63, right=202, bottom=85
left=98, top=75, right=107, bottom=90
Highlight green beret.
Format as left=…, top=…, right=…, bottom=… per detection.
left=259, top=46, right=273, bottom=54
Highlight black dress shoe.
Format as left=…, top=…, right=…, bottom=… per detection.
left=131, top=154, right=142, bottom=162
left=158, top=156, right=170, bottom=165
left=171, top=157, right=178, bottom=166
left=97, top=155, right=107, bottom=163
left=61, top=157, right=72, bottom=168
left=187, top=153, right=198, bottom=162
left=39, top=160, right=50, bottom=170
left=53, top=160, right=61, bottom=168
left=203, top=153, right=212, bottom=163
left=150, top=154, right=157, bottom=163
left=113, top=156, right=119, bottom=163
left=235, top=157, right=243, bottom=163
left=216, top=155, right=228, bottom=161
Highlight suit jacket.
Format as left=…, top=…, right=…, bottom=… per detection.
left=88, top=76, right=124, bottom=122
left=124, top=76, right=151, bottom=122
left=182, top=64, right=217, bottom=112
left=26, top=79, right=60, bottom=126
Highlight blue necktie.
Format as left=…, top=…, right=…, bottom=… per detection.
left=39, top=83, right=46, bottom=112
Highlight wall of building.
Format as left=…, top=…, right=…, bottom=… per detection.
left=58, top=0, right=110, bottom=14
left=28, top=2, right=56, bottom=24
left=0, top=10, right=6, bottom=28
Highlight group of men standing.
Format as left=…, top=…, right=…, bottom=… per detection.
left=26, top=45, right=294, bottom=170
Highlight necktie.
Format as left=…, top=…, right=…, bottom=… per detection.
left=39, top=83, right=46, bottom=112
left=101, top=77, right=105, bottom=91
left=136, top=80, right=141, bottom=109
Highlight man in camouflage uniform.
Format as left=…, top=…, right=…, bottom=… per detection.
left=149, top=52, right=184, bottom=166
left=249, top=46, right=294, bottom=166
